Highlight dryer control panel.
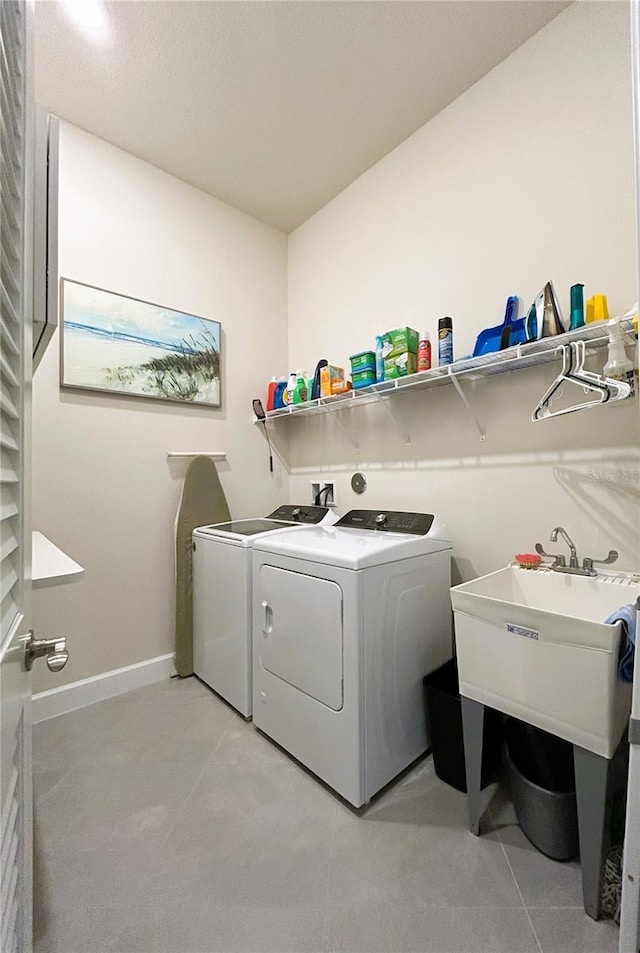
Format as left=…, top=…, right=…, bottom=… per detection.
left=267, top=504, right=329, bottom=524
left=335, top=509, right=435, bottom=535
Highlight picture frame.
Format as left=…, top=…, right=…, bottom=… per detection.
left=60, top=279, right=221, bottom=407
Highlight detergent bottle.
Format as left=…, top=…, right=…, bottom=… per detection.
left=283, top=371, right=297, bottom=405
left=273, top=377, right=287, bottom=409
left=266, top=377, right=278, bottom=412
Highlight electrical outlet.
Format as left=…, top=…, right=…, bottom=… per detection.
left=310, top=480, right=337, bottom=507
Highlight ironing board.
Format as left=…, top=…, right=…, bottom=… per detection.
left=174, top=455, right=230, bottom=677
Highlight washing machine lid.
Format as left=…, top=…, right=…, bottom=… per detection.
left=252, top=510, right=452, bottom=569
left=193, top=504, right=337, bottom=547
left=194, top=518, right=295, bottom=543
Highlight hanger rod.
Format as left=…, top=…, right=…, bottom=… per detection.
left=166, top=452, right=226, bottom=459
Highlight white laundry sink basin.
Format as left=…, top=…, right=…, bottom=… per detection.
left=450, top=565, right=639, bottom=758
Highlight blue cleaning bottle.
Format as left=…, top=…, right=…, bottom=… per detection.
left=273, top=377, right=287, bottom=409
left=375, top=335, right=384, bottom=382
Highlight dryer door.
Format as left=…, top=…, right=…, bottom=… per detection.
left=258, top=566, right=343, bottom=711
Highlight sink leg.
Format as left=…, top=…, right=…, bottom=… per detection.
left=461, top=696, right=485, bottom=836
left=573, top=745, right=612, bottom=920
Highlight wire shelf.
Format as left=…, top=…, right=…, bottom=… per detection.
left=261, top=318, right=635, bottom=423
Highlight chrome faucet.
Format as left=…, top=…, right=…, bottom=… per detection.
left=550, top=526, right=579, bottom=569
left=535, top=527, right=619, bottom=577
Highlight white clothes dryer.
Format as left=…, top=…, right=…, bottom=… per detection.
left=193, top=504, right=338, bottom=717
left=252, top=509, right=453, bottom=807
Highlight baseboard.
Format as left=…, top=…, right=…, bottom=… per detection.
left=32, top=653, right=176, bottom=723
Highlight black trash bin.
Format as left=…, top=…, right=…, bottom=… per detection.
left=505, top=718, right=578, bottom=862
left=423, top=658, right=503, bottom=793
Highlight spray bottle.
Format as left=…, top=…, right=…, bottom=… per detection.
left=375, top=335, right=385, bottom=382
left=438, top=317, right=453, bottom=366
left=293, top=370, right=308, bottom=404
left=417, top=331, right=432, bottom=372
left=604, top=317, right=635, bottom=398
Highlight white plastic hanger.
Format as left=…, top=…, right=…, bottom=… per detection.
left=569, top=340, right=630, bottom=398
left=532, top=342, right=630, bottom=421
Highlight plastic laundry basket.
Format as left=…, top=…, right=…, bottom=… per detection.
left=505, top=718, right=578, bottom=862
left=423, top=658, right=503, bottom=793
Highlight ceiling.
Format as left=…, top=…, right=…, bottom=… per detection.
left=35, top=0, right=570, bottom=233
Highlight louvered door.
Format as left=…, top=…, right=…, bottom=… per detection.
left=619, top=4, right=640, bottom=950
left=0, top=2, right=33, bottom=952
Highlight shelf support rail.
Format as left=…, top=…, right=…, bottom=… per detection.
left=373, top=390, right=411, bottom=448
left=448, top=367, right=486, bottom=442
left=326, top=404, right=360, bottom=454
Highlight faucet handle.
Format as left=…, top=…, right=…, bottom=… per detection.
left=535, top=543, right=566, bottom=567
left=582, top=550, right=619, bottom=573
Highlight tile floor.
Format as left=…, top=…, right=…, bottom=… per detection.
left=33, top=676, right=621, bottom=953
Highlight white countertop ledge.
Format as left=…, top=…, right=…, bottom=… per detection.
left=32, top=532, right=85, bottom=589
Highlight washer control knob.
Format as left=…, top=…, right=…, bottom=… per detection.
left=374, top=513, right=387, bottom=528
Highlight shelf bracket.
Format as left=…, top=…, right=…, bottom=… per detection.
left=326, top=405, right=360, bottom=454
left=448, top=367, right=486, bottom=442
left=374, top=391, right=411, bottom=447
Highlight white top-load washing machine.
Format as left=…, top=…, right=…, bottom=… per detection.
left=193, top=504, right=338, bottom=718
left=252, top=508, right=453, bottom=807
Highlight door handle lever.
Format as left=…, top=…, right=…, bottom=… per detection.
left=25, top=631, right=69, bottom=672
left=261, top=601, right=273, bottom=637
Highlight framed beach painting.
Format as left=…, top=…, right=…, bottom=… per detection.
left=60, top=279, right=221, bottom=407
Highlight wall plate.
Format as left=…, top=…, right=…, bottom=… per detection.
left=351, top=472, right=367, bottom=494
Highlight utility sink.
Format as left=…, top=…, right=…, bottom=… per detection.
left=450, top=565, right=639, bottom=758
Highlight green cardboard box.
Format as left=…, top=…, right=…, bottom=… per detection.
left=381, top=327, right=419, bottom=359
left=350, top=350, right=376, bottom=373
left=383, top=350, right=417, bottom=379
left=352, top=368, right=377, bottom=389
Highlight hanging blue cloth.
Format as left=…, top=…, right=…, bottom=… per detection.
left=605, top=604, right=637, bottom=683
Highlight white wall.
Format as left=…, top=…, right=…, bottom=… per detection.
left=32, top=123, right=288, bottom=692
left=33, top=1, right=640, bottom=694
left=286, top=1, right=640, bottom=582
